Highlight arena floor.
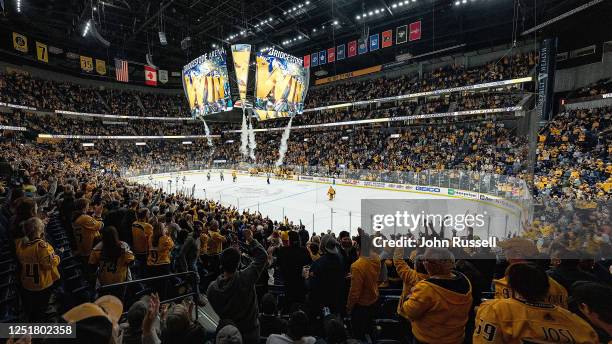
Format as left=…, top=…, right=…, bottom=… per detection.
left=136, top=171, right=521, bottom=237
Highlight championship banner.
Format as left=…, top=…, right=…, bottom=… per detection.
left=254, top=48, right=309, bottom=121
left=12, top=32, right=28, bottom=53
left=358, top=38, right=368, bottom=54
left=311, top=52, right=319, bottom=66
left=35, top=42, right=48, bottom=63
left=80, top=56, right=93, bottom=72
left=409, top=21, right=422, bottom=41
left=396, top=25, right=408, bottom=44
left=348, top=41, right=357, bottom=57
left=327, top=47, right=336, bottom=62
left=231, top=44, right=251, bottom=101
left=382, top=30, right=393, bottom=48
left=182, top=49, right=233, bottom=117
left=369, top=34, right=379, bottom=51
left=319, top=50, right=326, bottom=65
left=158, top=69, right=168, bottom=83
left=337, top=44, right=346, bottom=60
left=303, top=54, right=311, bottom=68
left=95, top=59, right=106, bottom=75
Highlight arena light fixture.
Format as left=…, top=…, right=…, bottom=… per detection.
left=182, top=141, right=192, bottom=145
left=16, top=0, right=21, bottom=13
left=82, top=143, right=94, bottom=147
left=356, top=15, right=361, bottom=19
left=82, top=20, right=91, bottom=37
left=135, top=142, right=146, bottom=146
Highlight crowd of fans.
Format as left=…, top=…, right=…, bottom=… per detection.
left=0, top=138, right=610, bottom=344
left=0, top=46, right=611, bottom=344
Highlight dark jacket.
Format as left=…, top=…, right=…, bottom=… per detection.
left=207, top=239, right=268, bottom=343
left=308, top=252, right=346, bottom=314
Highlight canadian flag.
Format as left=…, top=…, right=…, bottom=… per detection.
left=144, top=65, right=157, bottom=86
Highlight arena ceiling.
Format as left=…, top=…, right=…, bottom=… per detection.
left=1, top=0, right=611, bottom=74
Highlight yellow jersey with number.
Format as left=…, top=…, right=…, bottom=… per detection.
left=147, top=235, right=174, bottom=266
left=15, top=238, right=61, bottom=291
left=72, top=214, right=103, bottom=257
left=493, top=276, right=568, bottom=308
left=473, top=298, right=598, bottom=344
left=89, top=242, right=135, bottom=285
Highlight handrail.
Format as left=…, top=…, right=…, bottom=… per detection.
left=96, top=271, right=200, bottom=319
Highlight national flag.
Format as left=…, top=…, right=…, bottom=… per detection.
left=319, top=50, right=326, bottom=65
left=158, top=69, right=168, bottom=83
left=337, top=44, right=346, bottom=60
left=327, top=47, right=335, bottom=62
left=311, top=52, right=319, bottom=66
left=369, top=34, right=379, bottom=51
left=409, top=20, right=422, bottom=41
left=348, top=41, right=357, bottom=57
left=382, top=30, right=393, bottom=48
left=144, top=65, right=157, bottom=86
left=115, top=59, right=129, bottom=82
left=303, top=54, right=311, bottom=68
left=396, top=25, right=408, bottom=44
left=358, top=38, right=368, bottom=54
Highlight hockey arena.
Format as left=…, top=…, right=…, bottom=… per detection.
left=0, top=0, right=611, bottom=344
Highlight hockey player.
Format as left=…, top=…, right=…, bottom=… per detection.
left=220, top=171, right=224, bottom=181
left=267, top=173, right=271, bottom=185
left=207, top=171, right=211, bottom=181
left=327, top=186, right=336, bottom=201
left=232, top=170, right=237, bottom=183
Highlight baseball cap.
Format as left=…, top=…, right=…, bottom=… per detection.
left=62, top=295, right=123, bottom=344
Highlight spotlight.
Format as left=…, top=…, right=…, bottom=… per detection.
left=333, top=20, right=338, bottom=25
left=368, top=11, right=373, bottom=15
left=375, top=9, right=380, bottom=13
left=16, top=0, right=22, bottom=13
left=392, top=4, right=397, bottom=8
left=356, top=15, right=361, bottom=19
left=93, top=6, right=97, bottom=11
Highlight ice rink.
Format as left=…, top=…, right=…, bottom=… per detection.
left=135, top=171, right=521, bottom=237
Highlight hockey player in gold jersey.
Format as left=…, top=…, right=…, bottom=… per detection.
left=474, top=262, right=599, bottom=344
left=327, top=186, right=336, bottom=201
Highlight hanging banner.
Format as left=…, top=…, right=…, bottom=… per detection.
left=319, top=50, right=326, bottom=65
left=382, top=30, right=393, bottom=48
left=370, top=34, right=379, bottom=51
left=358, top=38, right=368, bottom=54
left=303, top=54, right=311, bottom=68
left=158, top=69, right=168, bottom=83
left=80, top=56, right=93, bottom=72
left=337, top=44, right=346, bottom=60
left=348, top=40, right=357, bottom=57
left=12, top=32, right=28, bottom=53
left=35, top=42, right=48, bottom=63
left=182, top=48, right=233, bottom=117
left=95, top=59, right=106, bottom=75
left=327, top=47, right=336, bottom=62
left=396, top=25, right=408, bottom=44
left=537, top=38, right=557, bottom=121
left=409, top=21, right=422, bottom=41
left=311, top=52, right=319, bottom=66
left=231, top=44, right=251, bottom=102
left=254, top=48, right=309, bottom=121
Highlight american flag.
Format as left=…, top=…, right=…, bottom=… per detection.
left=115, top=58, right=129, bottom=82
